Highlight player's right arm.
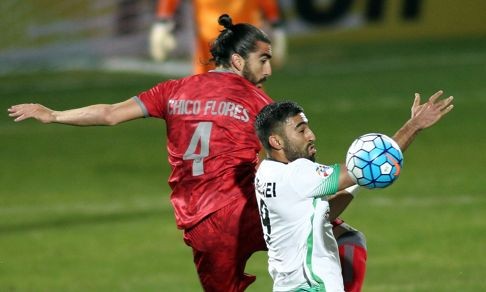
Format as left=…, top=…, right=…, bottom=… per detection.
left=8, top=98, right=144, bottom=126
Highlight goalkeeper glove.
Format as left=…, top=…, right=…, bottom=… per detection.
left=270, top=23, right=287, bottom=68
left=149, top=20, right=176, bottom=62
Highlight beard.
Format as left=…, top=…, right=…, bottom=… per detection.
left=242, top=64, right=266, bottom=87
left=282, top=137, right=316, bottom=162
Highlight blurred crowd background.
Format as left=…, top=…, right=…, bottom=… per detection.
left=1, top=0, right=485, bottom=75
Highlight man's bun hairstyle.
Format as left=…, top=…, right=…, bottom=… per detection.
left=210, top=14, right=271, bottom=68
left=218, top=14, right=233, bottom=30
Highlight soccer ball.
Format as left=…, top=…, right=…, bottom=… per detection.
left=345, top=133, right=403, bottom=189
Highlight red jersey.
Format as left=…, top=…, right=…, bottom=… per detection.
left=136, top=71, right=273, bottom=229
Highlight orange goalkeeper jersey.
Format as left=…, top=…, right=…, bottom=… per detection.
left=156, top=0, right=281, bottom=73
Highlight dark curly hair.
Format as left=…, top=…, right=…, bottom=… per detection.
left=255, top=101, right=305, bottom=151
left=209, top=14, right=271, bottom=68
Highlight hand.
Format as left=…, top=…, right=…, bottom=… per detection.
left=410, top=90, right=454, bottom=130
left=149, top=20, right=176, bottom=62
left=7, top=103, right=54, bottom=123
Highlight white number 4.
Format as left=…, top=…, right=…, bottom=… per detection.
left=183, top=122, right=213, bottom=176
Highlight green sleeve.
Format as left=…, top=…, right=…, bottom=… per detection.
left=311, top=164, right=340, bottom=198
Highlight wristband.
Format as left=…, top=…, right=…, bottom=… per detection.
left=344, top=184, right=360, bottom=198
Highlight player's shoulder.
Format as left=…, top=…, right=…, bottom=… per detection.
left=260, top=158, right=313, bottom=169
left=289, top=159, right=336, bottom=178
left=258, top=159, right=283, bottom=170
left=289, top=158, right=316, bottom=168
left=257, top=159, right=287, bottom=176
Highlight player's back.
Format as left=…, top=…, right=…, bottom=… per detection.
left=139, top=71, right=272, bottom=228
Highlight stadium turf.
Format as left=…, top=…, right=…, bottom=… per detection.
left=1, top=35, right=485, bottom=291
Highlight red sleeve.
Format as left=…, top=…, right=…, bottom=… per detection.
left=136, top=80, right=177, bottom=119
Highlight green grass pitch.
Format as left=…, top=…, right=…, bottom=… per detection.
left=1, top=35, right=485, bottom=291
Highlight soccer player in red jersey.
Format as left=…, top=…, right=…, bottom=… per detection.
left=10, top=14, right=367, bottom=292
left=9, top=14, right=271, bottom=292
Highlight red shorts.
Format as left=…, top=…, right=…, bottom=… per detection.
left=183, top=195, right=267, bottom=292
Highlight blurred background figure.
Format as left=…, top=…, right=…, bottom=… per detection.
left=150, top=0, right=287, bottom=74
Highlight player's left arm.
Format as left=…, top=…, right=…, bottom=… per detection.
left=392, top=90, right=454, bottom=152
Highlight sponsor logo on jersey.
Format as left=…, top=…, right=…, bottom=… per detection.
left=315, top=164, right=333, bottom=178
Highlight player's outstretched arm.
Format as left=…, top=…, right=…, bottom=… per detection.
left=334, top=90, right=453, bottom=193
left=392, top=90, right=454, bottom=152
left=8, top=98, right=145, bottom=126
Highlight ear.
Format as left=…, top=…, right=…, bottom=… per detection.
left=230, top=53, right=244, bottom=72
left=268, top=135, right=283, bottom=150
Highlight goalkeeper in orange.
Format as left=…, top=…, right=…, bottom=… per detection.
left=150, top=0, right=287, bottom=74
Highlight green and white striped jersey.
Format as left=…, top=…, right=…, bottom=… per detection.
left=255, top=158, right=344, bottom=292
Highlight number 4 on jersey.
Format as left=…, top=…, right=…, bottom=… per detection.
left=183, top=122, right=213, bottom=176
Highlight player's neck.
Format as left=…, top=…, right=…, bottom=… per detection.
left=266, top=152, right=289, bottom=164
left=211, top=67, right=238, bottom=75
left=266, top=157, right=288, bottom=164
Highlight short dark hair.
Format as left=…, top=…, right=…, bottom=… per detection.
left=255, top=101, right=305, bottom=151
left=210, top=14, right=271, bottom=68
